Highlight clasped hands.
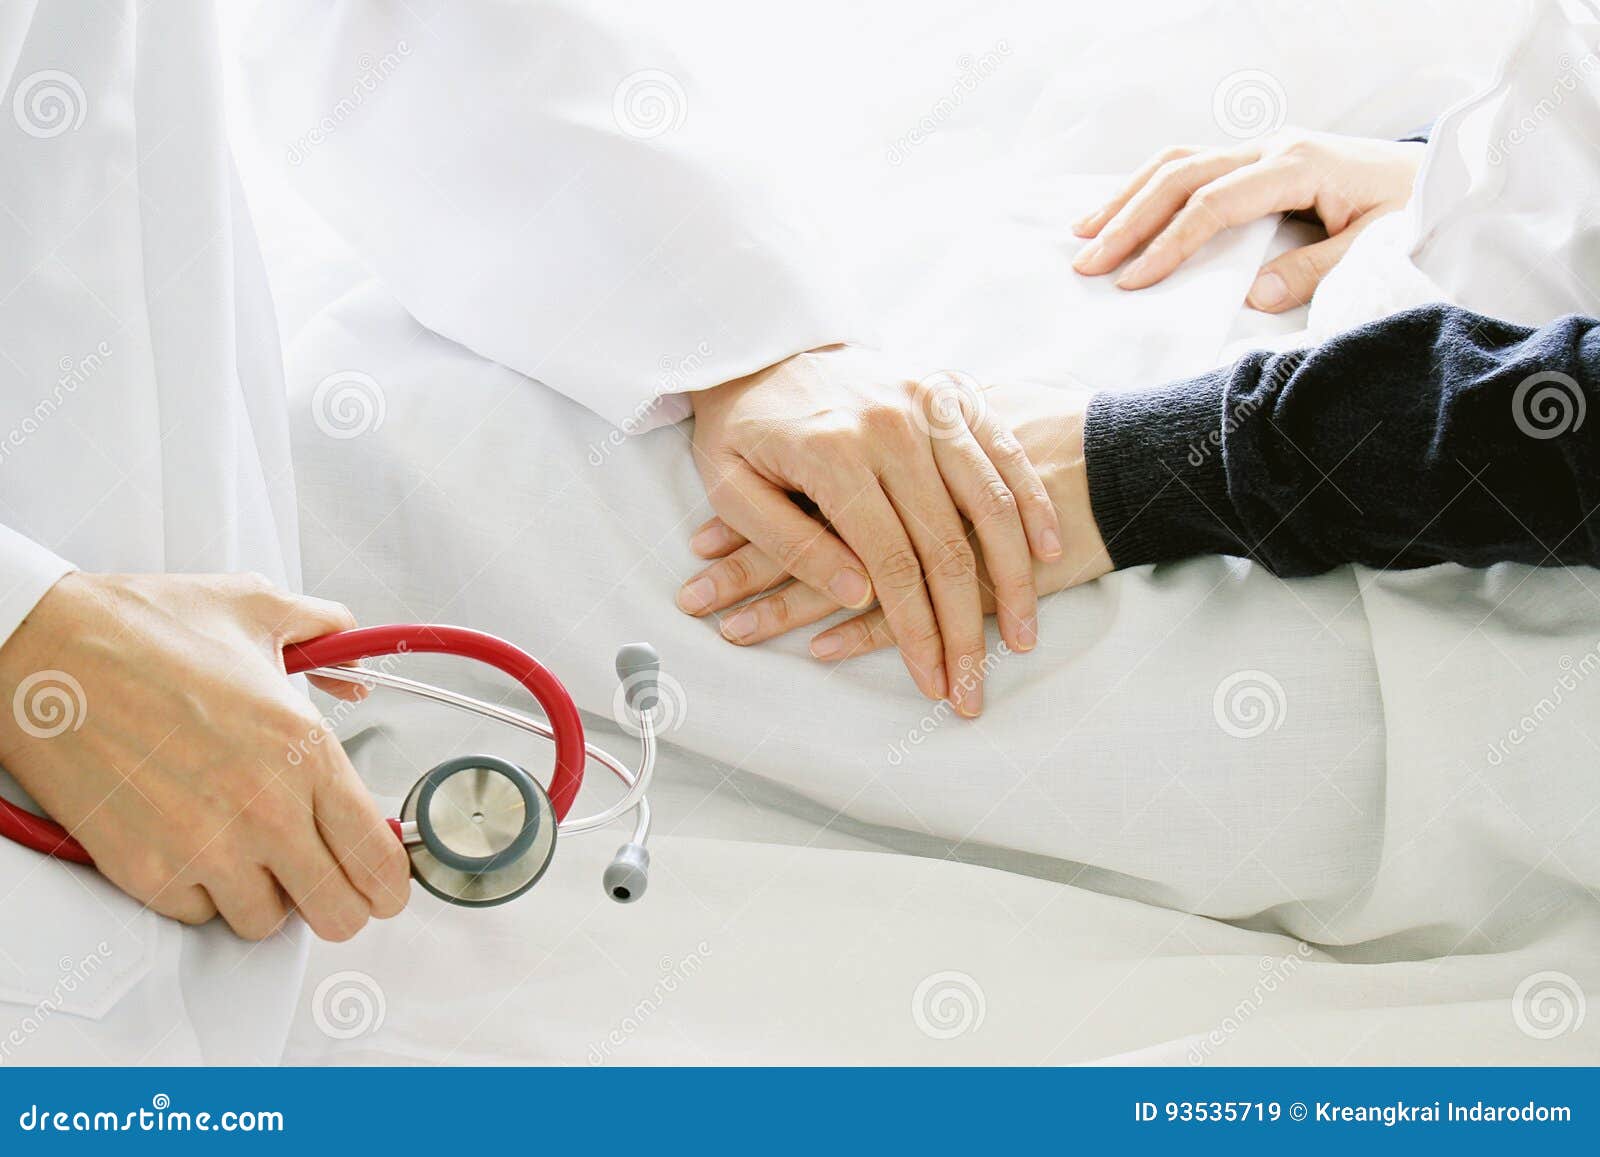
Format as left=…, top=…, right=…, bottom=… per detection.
left=678, top=346, right=1112, bottom=717
left=674, top=130, right=1426, bottom=714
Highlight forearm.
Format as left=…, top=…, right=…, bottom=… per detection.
left=1084, top=304, right=1600, bottom=577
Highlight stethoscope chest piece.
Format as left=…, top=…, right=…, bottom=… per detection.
left=401, top=754, right=557, bottom=908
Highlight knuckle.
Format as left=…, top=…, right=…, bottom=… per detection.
left=123, top=856, right=176, bottom=901
left=231, top=909, right=284, bottom=943
left=876, top=547, right=924, bottom=589
left=930, top=539, right=977, bottom=582
left=1153, top=158, right=1201, bottom=194
left=242, top=791, right=299, bottom=838
left=315, top=908, right=370, bottom=944
left=763, top=589, right=797, bottom=627
left=712, top=552, right=753, bottom=592
left=1278, top=135, right=1317, bottom=161
left=902, top=618, right=944, bottom=650
left=236, top=571, right=274, bottom=594
left=771, top=535, right=817, bottom=576
left=863, top=404, right=916, bottom=443
left=976, top=480, right=1018, bottom=521
left=986, top=427, right=1027, bottom=464
left=1158, top=144, right=1197, bottom=164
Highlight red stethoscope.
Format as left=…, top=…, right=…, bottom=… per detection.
left=0, top=625, right=662, bottom=908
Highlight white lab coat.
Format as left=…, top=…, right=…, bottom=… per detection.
left=0, top=0, right=846, bottom=1063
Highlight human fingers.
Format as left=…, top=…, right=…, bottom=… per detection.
left=815, top=473, right=948, bottom=701
left=810, top=607, right=894, bottom=661
left=878, top=455, right=986, bottom=716
left=676, top=541, right=788, bottom=616
left=110, top=867, right=217, bottom=926
left=1072, top=145, right=1201, bottom=238
left=243, top=581, right=369, bottom=702
left=930, top=426, right=1037, bottom=654
left=269, top=818, right=375, bottom=942
left=718, top=580, right=840, bottom=646
left=1073, top=149, right=1254, bottom=276
left=688, top=516, right=747, bottom=559
left=701, top=460, right=874, bottom=609
left=1115, top=158, right=1311, bottom=290
left=1244, top=210, right=1384, bottom=313
left=203, top=865, right=290, bottom=942
left=311, top=746, right=412, bottom=919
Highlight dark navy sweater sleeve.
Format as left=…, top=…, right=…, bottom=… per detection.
left=1082, top=304, right=1600, bottom=577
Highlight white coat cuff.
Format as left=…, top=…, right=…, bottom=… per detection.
left=0, top=525, right=75, bottom=650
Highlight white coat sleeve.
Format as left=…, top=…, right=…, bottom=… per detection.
left=240, top=1, right=862, bottom=433
left=0, top=524, right=74, bottom=650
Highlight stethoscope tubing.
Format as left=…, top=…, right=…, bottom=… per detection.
left=305, top=665, right=654, bottom=846
left=284, top=624, right=587, bottom=819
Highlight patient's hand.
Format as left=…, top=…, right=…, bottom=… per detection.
left=1072, top=130, right=1424, bottom=311
left=684, top=348, right=1064, bottom=718
left=682, top=383, right=1111, bottom=680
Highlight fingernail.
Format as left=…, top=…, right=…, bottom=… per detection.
left=1116, top=258, right=1150, bottom=288
left=829, top=568, right=872, bottom=608
left=721, top=610, right=758, bottom=642
left=1039, top=528, right=1063, bottom=560
left=1072, top=240, right=1102, bottom=271
left=931, top=665, right=949, bottom=700
left=1248, top=270, right=1289, bottom=310
left=677, top=576, right=716, bottom=613
left=689, top=526, right=725, bottom=554
left=1071, top=213, right=1096, bottom=236
left=956, top=680, right=983, bottom=718
left=811, top=634, right=845, bottom=659
left=1017, top=616, right=1038, bottom=651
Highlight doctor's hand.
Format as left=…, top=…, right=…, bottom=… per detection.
left=681, top=382, right=1112, bottom=677
left=0, top=572, right=411, bottom=941
left=1072, top=131, right=1424, bottom=311
left=683, top=346, right=1063, bottom=717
